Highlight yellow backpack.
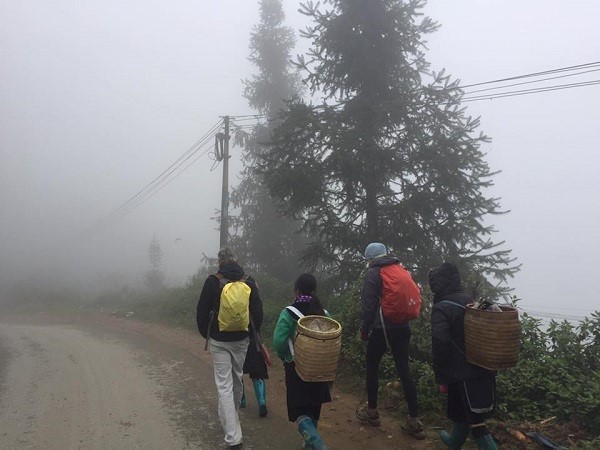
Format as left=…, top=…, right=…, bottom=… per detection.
left=216, top=274, right=251, bottom=332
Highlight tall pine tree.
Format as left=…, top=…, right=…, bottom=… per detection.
left=258, top=0, right=518, bottom=291
left=230, top=0, right=305, bottom=281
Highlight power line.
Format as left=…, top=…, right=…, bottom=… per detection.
left=462, top=67, right=600, bottom=95
left=109, top=137, right=216, bottom=222
left=106, top=119, right=222, bottom=222
left=231, top=115, right=267, bottom=122
left=520, top=304, right=597, bottom=313
left=458, top=60, right=600, bottom=89
left=231, top=61, right=600, bottom=119
left=98, top=119, right=223, bottom=226
left=462, top=79, right=600, bottom=102
left=108, top=132, right=218, bottom=222
left=230, top=113, right=267, bottom=119
left=521, top=309, right=588, bottom=322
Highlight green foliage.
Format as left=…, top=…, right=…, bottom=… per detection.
left=327, top=282, right=364, bottom=371
left=496, top=313, right=600, bottom=435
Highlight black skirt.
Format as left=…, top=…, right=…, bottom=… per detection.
left=284, top=361, right=331, bottom=422
left=243, top=335, right=268, bottom=380
left=447, top=377, right=496, bottom=424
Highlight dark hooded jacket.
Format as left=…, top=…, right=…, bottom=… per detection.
left=360, top=256, right=413, bottom=335
left=196, top=261, right=263, bottom=342
left=430, top=262, right=494, bottom=384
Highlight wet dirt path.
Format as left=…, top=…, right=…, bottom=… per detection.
left=0, top=314, right=436, bottom=449
left=0, top=315, right=299, bottom=449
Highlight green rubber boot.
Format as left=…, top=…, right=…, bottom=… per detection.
left=298, top=415, right=328, bottom=450
left=440, top=422, right=469, bottom=449
left=474, top=433, right=499, bottom=450
left=253, top=379, right=268, bottom=417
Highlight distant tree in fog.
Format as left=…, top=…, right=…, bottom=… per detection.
left=257, top=0, right=519, bottom=292
left=144, top=236, right=165, bottom=291
left=230, top=0, right=307, bottom=281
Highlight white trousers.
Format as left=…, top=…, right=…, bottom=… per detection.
left=209, top=337, right=249, bottom=447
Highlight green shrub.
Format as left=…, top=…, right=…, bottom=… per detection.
left=497, top=313, right=600, bottom=436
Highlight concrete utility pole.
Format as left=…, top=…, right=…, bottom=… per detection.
left=218, top=116, right=230, bottom=248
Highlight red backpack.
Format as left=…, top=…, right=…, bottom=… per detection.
left=379, top=264, right=422, bottom=323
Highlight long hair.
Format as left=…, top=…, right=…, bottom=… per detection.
left=294, top=273, right=325, bottom=316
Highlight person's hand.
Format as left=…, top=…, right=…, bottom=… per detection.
left=261, top=344, right=272, bottom=367
left=438, top=384, right=448, bottom=394
left=359, top=328, right=369, bottom=342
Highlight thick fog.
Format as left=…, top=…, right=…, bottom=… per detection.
left=1, top=1, right=598, bottom=319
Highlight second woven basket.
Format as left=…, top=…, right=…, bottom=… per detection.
left=464, top=304, right=520, bottom=370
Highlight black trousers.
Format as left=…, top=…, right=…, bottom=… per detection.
left=284, top=361, right=331, bottom=422
left=447, top=377, right=495, bottom=424
left=366, top=327, right=418, bottom=417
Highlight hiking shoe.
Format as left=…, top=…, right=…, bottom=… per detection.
left=356, top=403, right=380, bottom=426
left=402, top=417, right=426, bottom=440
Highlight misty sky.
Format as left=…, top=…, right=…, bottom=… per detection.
left=1, top=1, right=598, bottom=319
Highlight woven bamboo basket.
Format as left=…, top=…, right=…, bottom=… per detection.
left=464, top=304, right=521, bottom=370
left=294, top=315, right=342, bottom=382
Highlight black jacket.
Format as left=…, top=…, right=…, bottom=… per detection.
left=196, top=262, right=263, bottom=342
left=361, top=256, right=411, bottom=334
left=430, top=263, right=494, bottom=384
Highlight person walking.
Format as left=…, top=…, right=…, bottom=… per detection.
left=239, top=326, right=269, bottom=417
left=196, top=246, right=263, bottom=450
left=429, top=262, right=498, bottom=449
left=272, top=273, right=331, bottom=450
left=355, top=242, right=425, bottom=439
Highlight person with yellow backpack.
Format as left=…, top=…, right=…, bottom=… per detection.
left=196, top=246, right=263, bottom=450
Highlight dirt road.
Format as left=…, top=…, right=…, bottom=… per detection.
left=0, top=314, right=435, bottom=449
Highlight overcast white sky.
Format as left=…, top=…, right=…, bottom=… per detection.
left=1, top=1, right=598, bottom=319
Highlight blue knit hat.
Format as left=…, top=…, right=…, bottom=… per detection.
left=364, top=242, right=387, bottom=260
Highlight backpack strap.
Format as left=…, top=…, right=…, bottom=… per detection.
left=285, top=306, right=305, bottom=358
left=215, top=272, right=249, bottom=288
left=379, top=307, right=391, bottom=350
left=214, top=272, right=228, bottom=290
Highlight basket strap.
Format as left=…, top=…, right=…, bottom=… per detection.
left=438, top=300, right=465, bottom=309
left=436, top=301, right=467, bottom=357
left=285, top=306, right=305, bottom=358
left=286, top=306, right=304, bottom=320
